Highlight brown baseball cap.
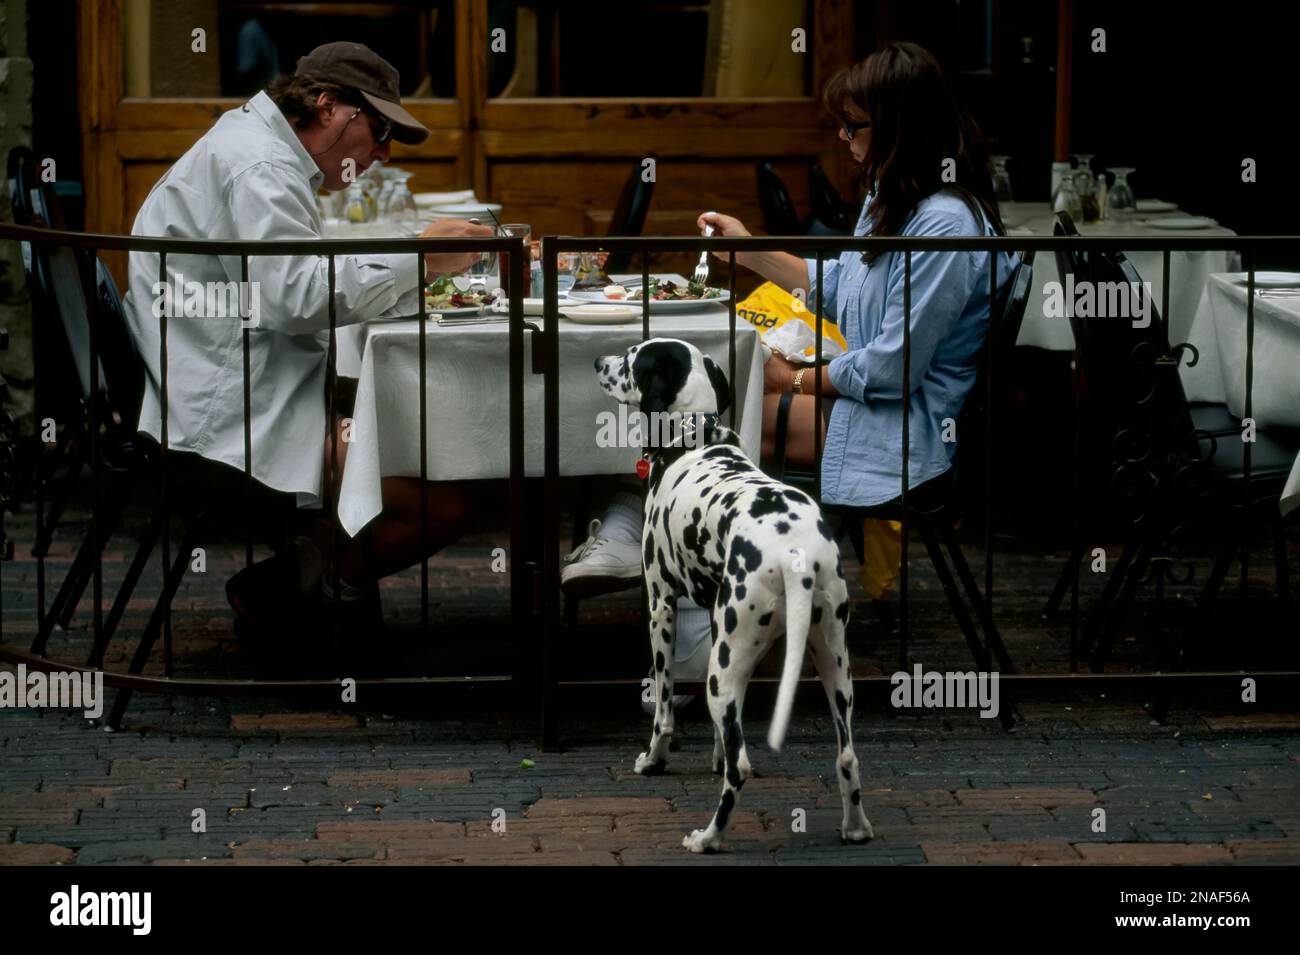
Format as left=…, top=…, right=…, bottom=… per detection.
left=294, top=41, right=429, bottom=145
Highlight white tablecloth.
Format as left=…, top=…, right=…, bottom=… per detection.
left=1181, top=273, right=1300, bottom=516
left=1003, top=202, right=1237, bottom=352
left=335, top=307, right=764, bottom=537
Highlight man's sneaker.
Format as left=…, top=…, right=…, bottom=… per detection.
left=560, top=519, right=642, bottom=597
left=642, top=632, right=710, bottom=715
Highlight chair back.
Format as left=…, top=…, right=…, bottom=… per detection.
left=952, top=251, right=1035, bottom=511
left=604, top=159, right=655, bottom=273
left=7, top=146, right=144, bottom=460
left=755, top=161, right=801, bottom=235
left=808, top=161, right=856, bottom=232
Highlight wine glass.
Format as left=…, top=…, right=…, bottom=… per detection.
left=1107, top=167, right=1136, bottom=216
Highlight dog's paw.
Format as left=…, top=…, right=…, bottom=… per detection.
left=682, top=829, right=722, bottom=854
left=841, top=821, right=874, bottom=845
left=634, top=752, right=667, bottom=775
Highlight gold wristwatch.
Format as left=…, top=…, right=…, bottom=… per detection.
left=793, top=367, right=808, bottom=395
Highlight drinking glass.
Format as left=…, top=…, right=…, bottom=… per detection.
left=1107, top=167, right=1136, bottom=216
left=497, top=223, right=531, bottom=298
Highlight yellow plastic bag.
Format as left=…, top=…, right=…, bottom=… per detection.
left=736, top=281, right=847, bottom=360
left=858, top=519, right=902, bottom=601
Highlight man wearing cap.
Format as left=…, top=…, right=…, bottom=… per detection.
left=124, top=42, right=494, bottom=629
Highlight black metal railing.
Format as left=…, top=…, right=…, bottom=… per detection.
left=1, top=222, right=1298, bottom=748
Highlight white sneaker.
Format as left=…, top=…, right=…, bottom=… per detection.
left=560, top=519, right=643, bottom=597
left=642, top=629, right=711, bottom=715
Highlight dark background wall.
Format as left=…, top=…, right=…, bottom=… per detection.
left=856, top=0, right=1298, bottom=244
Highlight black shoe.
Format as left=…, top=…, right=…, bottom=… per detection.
left=226, top=550, right=302, bottom=617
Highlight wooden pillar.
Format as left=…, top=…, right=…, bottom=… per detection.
left=1054, top=0, right=1073, bottom=161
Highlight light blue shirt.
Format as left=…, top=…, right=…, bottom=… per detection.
left=809, top=189, right=1016, bottom=508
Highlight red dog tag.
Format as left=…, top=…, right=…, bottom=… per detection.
left=636, top=458, right=650, bottom=480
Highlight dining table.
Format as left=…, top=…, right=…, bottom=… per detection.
left=1002, top=200, right=1238, bottom=352
left=1180, top=271, right=1300, bottom=516
left=330, top=276, right=764, bottom=538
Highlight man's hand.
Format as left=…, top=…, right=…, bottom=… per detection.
left=697, top=211, right=751, bottom=264
left=419, top=219, right=495, bottom=277
left=764, top=350, right=799, bottom=394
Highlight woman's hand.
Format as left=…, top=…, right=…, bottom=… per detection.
left=698, top=211, right=751, bottom=264
left=419, top=219, right=496, bottom=276
left=764, top=350, right=799, bottom=394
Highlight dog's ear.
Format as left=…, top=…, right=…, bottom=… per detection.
left=703, top=355, right=730, bottom=416
left=633, top=341, right=689, bottom=417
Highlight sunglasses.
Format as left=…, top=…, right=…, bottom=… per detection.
left=346, top=107, right=394, bottom=146
left=841, top=117, right=871, bottom=138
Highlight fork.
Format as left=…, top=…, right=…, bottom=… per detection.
left=693, top=215, right=715, bottom=286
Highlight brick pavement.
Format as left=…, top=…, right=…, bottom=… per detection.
left=1, top=494, right=1297, bottom=865
left=2, top=690, right=1298, bottom=865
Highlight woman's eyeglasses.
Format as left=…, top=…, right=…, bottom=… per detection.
left=841, top=117, right=871, bottom=139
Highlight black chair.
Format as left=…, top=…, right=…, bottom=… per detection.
left=766, top=248, right=1035, bottom=727
left=9, top=146, right=304, bottom=725
left=1045, top=211, right=1296, bottom=671
left=808, top=162, right=857, bottom=233
left=756, top=161, right=802, bottom=236
left=603, top=159, right=655, bottom=274
left=756, top=161, right=856, bottom=237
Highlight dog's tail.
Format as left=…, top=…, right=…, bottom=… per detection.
left=768, top=550, right=814, bottom=752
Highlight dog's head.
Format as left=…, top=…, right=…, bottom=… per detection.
left=594, top=338, right=730, bottom=418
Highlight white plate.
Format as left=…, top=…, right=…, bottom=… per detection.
left=1135, top=199, right=1178, bottom=213
left=566, top=287, right=731, bottom=311
left=413, top=190, right=478, bottom=208
left=426, top=202, right=504, bottom=219
left=1144, top=215, right=1217, bottom=230
left=559, top=304, right=642, bottom=324
left=1227, top=271, right=1300, bottom=289
left=430, top=304, right=498, bottom=318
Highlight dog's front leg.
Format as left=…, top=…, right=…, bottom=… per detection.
left=635, top=579, right=677, bottom=775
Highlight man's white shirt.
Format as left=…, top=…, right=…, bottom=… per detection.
left=124, top=91, right=420, bottom=507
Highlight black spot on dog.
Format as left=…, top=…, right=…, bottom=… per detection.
left=814, top=561, right=821, bottom=572
left=655, top=651, right=665, bottom=672
left=817, top=519, right=833, bottom=540
left=735, top=583, right=746, bottom=601
left=841, top=765, right=852, bottom=781
left=775, top=521, right=790, bottom=534
left=723, top=605, right=737, bottom=634
left=715, top=788, right=736, bottom=831
left=655, top=722, right=661, bottom=735
left=718, top=576, right=732, bottom=606
left=834, top=689, right=850, bottom=723
left=758, top=611, right=773, bottom=626
left=717, top=640, right=730, bottom=668
left=835, top=600, right=849, bottom=623
left=851, top=789, right=862, bottom=806
left=709, top=675, right=719, bottom=697
left=727, top=536, right=763, bottom=580
left=748, top=486, right=790, bottom=519
left=802, top=577, right=812, bottom=589
left=812, top=605, right=823, bottom=624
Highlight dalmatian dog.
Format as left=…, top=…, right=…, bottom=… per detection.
left=593, top=338, right=873, bottom=853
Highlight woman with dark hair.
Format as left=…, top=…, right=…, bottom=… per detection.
left=562, top=42, right=1016, bottom=704
left=700, top=40, right=1016, bottom=507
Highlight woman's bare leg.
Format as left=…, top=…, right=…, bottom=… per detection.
left=761, top=394, right=829, bottom=471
